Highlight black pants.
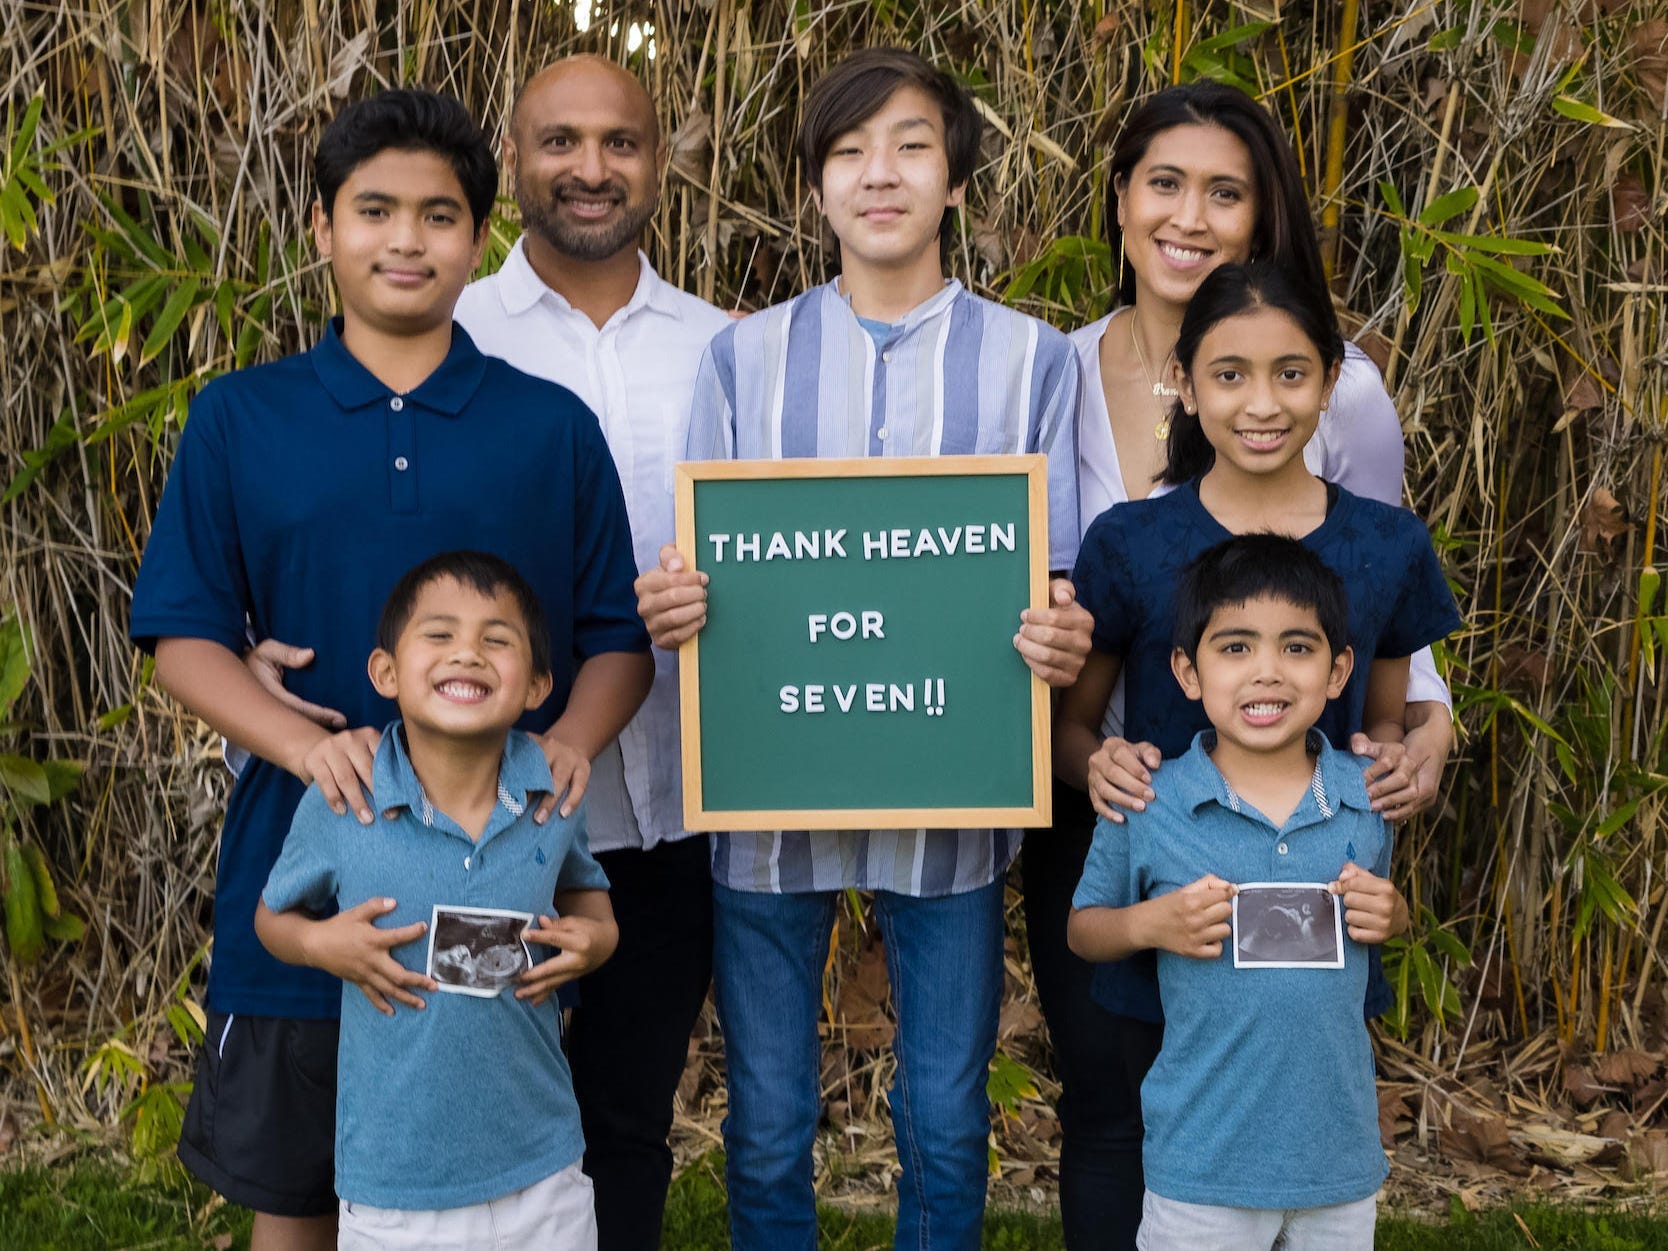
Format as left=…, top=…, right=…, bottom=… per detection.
left=1020, top=781, right=1163, bottom=1251
left=568, top=835, right=714, bottom=1251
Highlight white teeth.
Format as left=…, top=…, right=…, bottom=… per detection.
left=438, top=680, right=488, bottom=699
left=1158, top=241, right=1208, bottom=261
left=1239, top=430, right=1286, bottom=444
left=1244, top=702, right=1286, bottom=717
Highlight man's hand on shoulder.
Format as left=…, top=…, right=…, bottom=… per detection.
left=296, top=897, right=435, bottom=1015
left=634, top=544, right=707, bottom=650
left=533, top=731, right=590, bottom=824
left=299, top=727, right=382, bottom=825
left=1014, top=578, right=1093, bottom=687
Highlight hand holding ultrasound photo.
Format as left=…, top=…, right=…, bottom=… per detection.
left=426, top=906, right=538, bottom=997
left=1232, top=883, right=1346, bottom=969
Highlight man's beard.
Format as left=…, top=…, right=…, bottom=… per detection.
left=519, top=175, right=657, bottom=262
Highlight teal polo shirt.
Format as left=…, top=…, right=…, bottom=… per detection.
left=130, top=320, right=648, bottom=1019
left=263, top=725, right=609, bottom=1209
left=1073, top=732, right=1392, bottom=1210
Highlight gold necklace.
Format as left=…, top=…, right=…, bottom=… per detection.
left=1129, top=309, right=1177, bottom=441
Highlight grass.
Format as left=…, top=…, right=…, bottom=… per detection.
left=3, top=1157, right=1667, bottom=1250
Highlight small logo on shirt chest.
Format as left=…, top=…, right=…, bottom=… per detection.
left=535, top=847, right=547, bottom=865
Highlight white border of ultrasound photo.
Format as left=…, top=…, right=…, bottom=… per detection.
left=426, top=905, right=536, bottom=997
left=1231, top=883, right=1345, bottom=969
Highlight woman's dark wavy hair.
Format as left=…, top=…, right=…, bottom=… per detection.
left=314, top=89, right=497, bottom=230
left=1160, top=262, right=1344, bottom=486
left=1105, top=81, right=1325, bottom=306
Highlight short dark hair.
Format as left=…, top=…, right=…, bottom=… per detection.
left=1172, top=535, right=1349, bottom=661
left=378, top=551, right=551, bottom=676
left=1161, top=261, right=1345, bottom=486
left=1106, top=81, right=1324, bottom=306
left=314, top=89, right=497, bottom=229
left=796, top=48, right=982, bottom=245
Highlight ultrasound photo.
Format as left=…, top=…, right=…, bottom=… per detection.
left=426, top=906, right=535, bottom=997
left=1232, top=884, right=1345, bottom=969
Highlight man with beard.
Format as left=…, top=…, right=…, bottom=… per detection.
left=454, top=58, right=729, bottom=1251
left=245, top=57, right=728, bottom=1251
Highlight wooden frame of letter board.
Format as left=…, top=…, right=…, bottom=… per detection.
left=675, top=454, right=1051, bottom=832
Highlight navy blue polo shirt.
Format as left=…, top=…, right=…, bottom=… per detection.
left=130, top=320, right=649, bottom=1019
left=1071, top=480, right=1461, bottom=1022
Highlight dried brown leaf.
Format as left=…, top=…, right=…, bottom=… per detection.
left=1564, top=1063, right=1607, bottom=1108
left=1634, top=20, right=1668, bottom=112
left=1442, top=1105, right=1529, bottom=1174
left=1379, top=1089, right=1412, bottom=1148
left=1090, top=13, right=1120, bottom=51
left=835, top=937, right=894, bottom=1051
left=1580, top=488, right=1631, bottom=554
left=669, top=109, right=712, bottom=183
left=1595, top=1048, right=1660, bottom=1087
left=1612, top=172, right=1653, bottom=232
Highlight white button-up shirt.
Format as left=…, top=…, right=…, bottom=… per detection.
left=455, top=240, right=729, bottom=853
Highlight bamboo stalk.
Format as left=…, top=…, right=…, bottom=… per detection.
left=1318, top=0, right=1360, bottom=282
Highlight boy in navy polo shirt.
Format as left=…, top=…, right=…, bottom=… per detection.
left=257, top=552, right=614, bottom=1250
left=1069, top=536, right=1403, bottom=1251
left=129, top=91, right=650, bottom=1249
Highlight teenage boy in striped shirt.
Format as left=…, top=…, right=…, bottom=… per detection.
left=635, top=47, right=1092, bottom=1251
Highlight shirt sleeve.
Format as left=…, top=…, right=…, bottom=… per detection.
left=554, top=809, right=611, bottom=893
left=1407, top=647, right=1452, bottom=708
left=571, top=413, right=653, bottom=659
left=262, top=787, right=343, bottom=915
left=1379, top=515, right=1464, bottom=659
left=1071, top=510, right=1140, bottom=657
left=1315, top=347, right=1405, bottom=508
left=1032, top=334, right=1083, bottom=572
left=1372, top=816, right=1394, bottom=879
left=1072, top=815, right=1137, bottom=910
left=128, top=386, right=252, bottom=655
left=684, top=331, right=739, bottom=462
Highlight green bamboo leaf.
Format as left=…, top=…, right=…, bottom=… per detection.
left=1457, top=264, right=1476, bottom=343
left=0, top=618, right=30, bottom=713
left=1192, top=21, right=1274, bottom=53
left=139, top=279, right=202, bottom=365
left=1428, top=27, right=1463, bottom=51
left=7, top=93, right=44, bottom=166
left=40, top=759, right=82, bottom=802
left=1429, top=928, right=1472, bottom=966
left=43, top=912, right=85, bottom=943
left=1429, top=230, right=1553, bottom=256
left=1552, top=96, right=1631, bottom=129
left=1378, top=180, right=1407, bottom=219
left=1640, top=567, right=1661, bottom=616
left=1418, top=186, right=1479, bottom=228
left=1596, top=799, right=1642, bottom=838
left=0, top=754, right=51, bottom=806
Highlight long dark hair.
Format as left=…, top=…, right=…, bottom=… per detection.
left=1106, top=82, right=1324, bottom=306
left=1160, top=262, right=1344, bottom=486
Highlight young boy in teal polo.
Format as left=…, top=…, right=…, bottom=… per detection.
left=1070, top=535, right=1404, bottom=1251
left=257, top=551, right=615, bottom=1249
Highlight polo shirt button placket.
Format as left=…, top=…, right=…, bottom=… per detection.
left=388, top=395, right=417, bottom=513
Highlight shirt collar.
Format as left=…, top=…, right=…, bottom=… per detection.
left=372, top=722, right=555, bottom=831
left=1174, top=729, right=1374, bottom=821
left=825, top=276, right=964, bottom=336
left=309, top=317, right=488, bottom=416
left=497, top=237, right=682, bottom=324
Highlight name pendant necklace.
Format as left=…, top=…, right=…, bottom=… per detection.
left=1129, top=309, right=1178, bottom=442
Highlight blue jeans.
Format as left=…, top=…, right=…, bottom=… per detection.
left=712, top=879, right=1005, bottom=1251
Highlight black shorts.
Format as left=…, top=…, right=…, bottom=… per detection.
left=177, top=1010, right=339, bottom=1218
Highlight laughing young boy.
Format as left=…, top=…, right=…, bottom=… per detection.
left=129, top=90, right=649, bottom=1249
left=1069, top=535, right=1403, bottom=1251
left=256, top=551, right=615, bottom=1249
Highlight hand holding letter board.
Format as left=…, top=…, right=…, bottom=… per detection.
left=674, top=455, right=1051, bottom=831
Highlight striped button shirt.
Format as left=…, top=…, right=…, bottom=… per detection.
left=686, top=278, right=1082, bottom=897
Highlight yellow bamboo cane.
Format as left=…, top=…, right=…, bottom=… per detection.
left=1319, top=0, right=1360, bottom=284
